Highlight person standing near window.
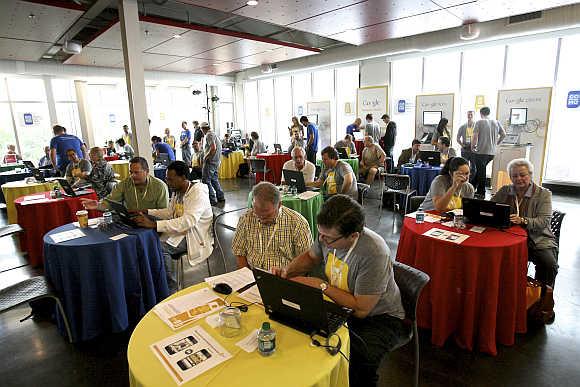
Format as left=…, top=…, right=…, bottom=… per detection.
left=180, top=121, right=192, bottom=166
left=50, top=125, right=87, bottom=176
left=300, top=115, right=319, bottom=164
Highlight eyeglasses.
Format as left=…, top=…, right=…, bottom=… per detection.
left=317, top=228, right=344, bottom=244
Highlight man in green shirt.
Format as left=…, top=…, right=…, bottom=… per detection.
left=81, top=157, right=168, bottom=211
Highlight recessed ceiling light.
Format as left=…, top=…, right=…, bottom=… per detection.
left=246, top=1, right=258, bottom=6
left=173, top=34, right=182, bottom=39
left=212, top=63, right=220, bottom=66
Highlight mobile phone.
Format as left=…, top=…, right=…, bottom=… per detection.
left=177, top=349, right=212, bottom=370
left=164, top=336, right=198, bottom=355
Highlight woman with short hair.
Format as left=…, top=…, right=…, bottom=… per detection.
left=492, top=158, right=558, bottom=323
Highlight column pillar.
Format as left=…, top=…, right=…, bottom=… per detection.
left=74, top=80, right=96, bottom=148
left=118, top=0, right=151, bottom=166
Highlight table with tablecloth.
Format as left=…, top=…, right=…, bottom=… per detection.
left=354, top=140, right=364, bottom=160
left=154, top=166, right=167, bottom=181
left=316, top=158, right=359, bottom=177
left=110, top=160, right=130, bottom=180
left=0, top=163, right=25, bottom=173
left=104, top=154, right=120, bottom=162
left=127, top=282, right=349, bottom=387
left=15, top=190, right=99, bottom=267
left=43, top=223, right=169, bottom=342
left=396, top=217, right=528, bottom=355
left=247, top=191, right=323, bottom=239
left=255, top=153, right=292, bottom=185
left=218, top=150, right=244, bottom=179
left=0, top=170, right=33, bottom=202
left=2, top=179, right=59, bottom=224
left=400, top=165, right=442, bottom=196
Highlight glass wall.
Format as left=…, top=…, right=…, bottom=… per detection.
left=258, top=79, right=275, bottom=147
left=274, top=76, right=293, bottom=148
left=87, top=83, right=131, bottom=146
left=335, top=65, right=359, bottom=145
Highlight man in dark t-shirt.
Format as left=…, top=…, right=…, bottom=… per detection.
left=50, top=125, right=87, bottom=175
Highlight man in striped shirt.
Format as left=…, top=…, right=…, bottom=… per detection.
left=232, top=182, right=312, bottom=270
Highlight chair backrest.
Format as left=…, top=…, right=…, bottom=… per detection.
left=249, top=158, right=266, bottom=172
left=384, top=174, right=410, bottom=191
left=550, top=210, right=565, bottom=246
left=409, top=196, right=426, bottom=213
left=393, top=261, right=430, bottom=321
left=213, top=208, right=247, bottom=270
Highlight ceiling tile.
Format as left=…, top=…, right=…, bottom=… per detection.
left=0, top=37, right=52, bottom=61
left=193, top=61, right=256, bottom=75
left=331, top=9, right=460, bottom=45
left=238, top=46, right=315, bottom=65
left=145, top=29, right=239, bottom=56
left=0, top=0, right=82, bottom=43
left=443, top=0, right=580, bottom=22
left=288, top=0, right=440, bottom=39
left=178, top=0, right=359, bottom=26
left=64, top=47, right=125, bottom=68
left=141, top=53, right=188, bottom=70
left=194, top=39, right=279, bottom=61
left=155, top=57, right=221, bottom=72
left=89, top=22, right=189, bottom=51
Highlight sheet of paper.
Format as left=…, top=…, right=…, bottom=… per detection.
left=405, top=211, right=441, bottom=223
left=73, top=217, right=102, bottom=228
left=423, top=227, right=470, bottom=245
left=20, top=198, right=51, bottom=205
left=297, top=191, right=320, bottom=200
left=470, top=226, right=486, bottom=233
left=150, top=326, right=232, bottom=385
left=22, top=194, right=46, bottom=201
left=204, top=267, right=255, bottom=292
left=235, top=329, right=259, bottom=353
left=49, top=229, right=85, bottom=243
left=110, top=233, right=129, bottom=241
left=153, top=287, right=226, bottom=330
left=238, top=284, right=262, bottom=305
left=441, top=221, right=455, bottom=228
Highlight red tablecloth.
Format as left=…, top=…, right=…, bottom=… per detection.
left=256, top=153, right=292, bottom=185
left=354, top=140, right=364, bottom=160
left=396, top=217, right=528, bottom=355
left=104, top=154, right=119, bottom=161
left=15, top=190, right=99, bottom=267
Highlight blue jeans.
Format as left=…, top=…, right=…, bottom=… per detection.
left=202, top=164, right=224, bottom=203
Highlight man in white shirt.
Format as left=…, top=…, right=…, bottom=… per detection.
left=133, top=161, right=213, bottom=289
left=281, top=147, right=316, bottom=184
left=364, top=113, right=381, bottom=144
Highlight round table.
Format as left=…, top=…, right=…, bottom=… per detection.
left=110, top=160, right=130, bottom=180
left=354, top=140, right=364, bottom=160
left=400, top=165, right=441, bottom=196
left=256, top=153, right=292, bottom=185
left=248, top=191, right=324, bottom=240
left=15, top=190, right=99, bottom=267
left=2, top=179, right=59, bottom=224
left=127, top=282, right=349, bottom=387
left=0, top=170, right=33, bottom=202
left=316, top=159, right=359, bottom=177
left=218, top=150, right=244, bottom=179
left=104, top=154, right=120, bottom=162
left=396, top=217, right=528, bottom=355
left=44, top=223, right=169, bottom=342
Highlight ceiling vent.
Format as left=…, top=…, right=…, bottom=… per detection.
left=459, top=24, right=480, bottom=41
left=508, top=11, right=543, bottom=25
left=62, top=40, right=82, bottom=55
left=260, top=63, right=278, bottom=74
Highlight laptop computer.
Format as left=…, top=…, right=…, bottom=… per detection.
left=337, top=147, right=349, bottom=159
left=103, top=198, right=138, bottom=227
left=57, top=179, right=92, bottom=197
left=253, top=268, right=351, bottom=338
left=418, top=151, right=441, bottom=166
left=32, top=168, right=46, bottom=182
left=282, top=169, right=319, bottom=193
left=463, top=197, right=511, bottom=228
left=22, top=160, right=35, bottom=170
left=155, top=153, right=170, bottom=167
left=273, top=144, right=283, bottom=153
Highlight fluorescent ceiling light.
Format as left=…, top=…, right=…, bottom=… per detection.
left=173, top=34, right=182, bottom=39
left=247, top=1, right=258, bottom=6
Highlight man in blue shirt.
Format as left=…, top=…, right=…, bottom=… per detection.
left=346, top=117, right=361, bottom=136
left=300, top=115, right=318, bottom=164
left=50, top=125, right=87, bottom=176
left=151, top=136, right=176, bottom=161
left=180, top=121, right=192, bottom=166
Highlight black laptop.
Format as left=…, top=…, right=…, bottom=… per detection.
left=57, top=179, right=92, bottom=197
left=418, top=151, right=441, bottom=166
left=155, top=153, right=170, bottom=167
left=463, top=197, right=511, bottom=228
left=32, top=168, right=46, bottom=182
left=104, top=198, right=139, bottom=227
left=22, top=160, right=35, bottom=170
left=337, top=147, right=349, bottom=159
left=282, top=169, right=319, bottom=194
left=253, top=268, right=351, bottom=338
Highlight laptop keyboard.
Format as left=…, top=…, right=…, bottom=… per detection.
left=327, top=312, right=347, bottom=333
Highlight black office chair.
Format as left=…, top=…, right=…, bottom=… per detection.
left=409, top=196, right=426, bottom=213
left=390, top=261, right=430, bottom=387
left=0, top=276, right=73, bottom=343
left=550, top=210, right=565, bottom=247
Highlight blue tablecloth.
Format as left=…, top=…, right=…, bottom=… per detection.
left=154, top=166, right=167, bottom=181
left=0, top=171, right=32, bottom=202
left=400, top=165, right=442, bottom=196
left=43, top=223, right=169, bottom=342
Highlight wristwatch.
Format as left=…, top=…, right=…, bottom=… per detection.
left=522, top=217, right=529, bottom=226
left=319, top=281, right=328, bottom=293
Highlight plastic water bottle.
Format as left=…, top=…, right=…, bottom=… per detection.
left=103, top=211, right=113, bottom=225
left=416, top=209, right=425, bottom=224
left=257, top=322, right=276, bottom=356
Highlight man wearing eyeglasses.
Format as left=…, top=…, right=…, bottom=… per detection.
left=280, top=147, right=315, bottom=184
left=232, top=182, right=312, bottom=270
left=274, top=195, right=405, bottom=387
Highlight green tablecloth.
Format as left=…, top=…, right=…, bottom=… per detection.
left=247, top=191, right=323, bottom=239
left=0, top=164, right=24, bottom=173
left=316, top=158, right=359, bottom=176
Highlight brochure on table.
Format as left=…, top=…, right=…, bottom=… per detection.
left=423, top=227, right=470, bottom=244
left=151, top=326, right=232, bottom=385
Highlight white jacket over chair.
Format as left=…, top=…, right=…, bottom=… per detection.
left=149, top=182, right=214, bottom=266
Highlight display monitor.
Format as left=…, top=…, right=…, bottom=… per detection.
left=423, top=111, right=442, bottom=126
left=306, top=114, right=318, bottom=124
left=510, top=108, right=527, bottom=125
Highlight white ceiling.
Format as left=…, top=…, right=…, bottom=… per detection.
left=1, top=0, right=579, bottom=75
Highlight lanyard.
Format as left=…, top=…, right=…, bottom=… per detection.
left=332, top=235, right=359, bottom=267
left=256, top=211, right=280, bottom=267
left=330, top=235, right=359, bottom=287
left=133, top=178, right=150, bottom=208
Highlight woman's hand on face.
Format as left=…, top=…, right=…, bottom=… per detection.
left=452, top=172, right=467, bottom=188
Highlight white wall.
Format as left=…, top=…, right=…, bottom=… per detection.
left=359, top=58, right=389, bottom=88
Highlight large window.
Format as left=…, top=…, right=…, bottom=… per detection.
left=335, top=65, right=359, bottom=145
left=292, top=73, right=311, bottom=117
left=0, top=103, right=18, bottom=158
left=218, top=84, right=235, bottom=137
left=312, top=69, right=334, bottom=101
left=274, top=76, right=293, bottom=148
left=258, top=79, right=275, bottom=147
left=505, top=39, right=557, bottom=88
left=243, top=81, right=259, bottom=135
left=52, top=79, right=81, bottom=136
left=423, top=52, right=461, bottom=94
left=87, top=83, right=131, bottom=146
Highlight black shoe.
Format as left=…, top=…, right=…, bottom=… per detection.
left=217, top=198, right=226, bottom=202
left=210, top=201, right=218, bottom=206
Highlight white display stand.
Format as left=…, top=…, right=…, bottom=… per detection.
left=415, top=94, right=455, bottom=141
left=492, top=144, right=532, bottom=193
left=307, top=101, right=331, bottom=150
left=356, top=85, right=388, bottom=121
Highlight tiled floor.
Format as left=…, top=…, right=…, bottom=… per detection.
left=0, top=178, right=578, bottom=386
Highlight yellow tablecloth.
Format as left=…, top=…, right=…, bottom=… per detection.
left=110, top=160, right=130, bottom=180
left=128, top=283, right=349, bottom=387
left=218, top=151, right=244, bottom=179
left=2, top=180, right=59, bottom=224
